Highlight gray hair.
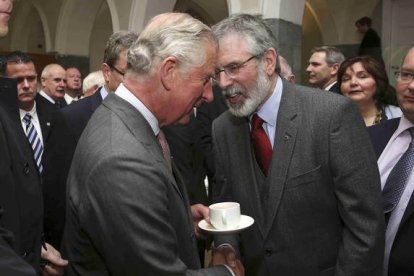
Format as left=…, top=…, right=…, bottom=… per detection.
left=127, top=13, right=217, bottom=75
left=41, top=63, right=65, bottom=79
left=212, top=14, right=277, bottom=58
left=103, top=31, right=138, bottom=67
left=83, top=70, right=104, bottom=93
left=311, top=46, right=345, bottom=66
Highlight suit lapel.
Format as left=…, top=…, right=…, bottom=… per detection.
left=229, top=116, right=267, bottom=237
left=102, top=93, right=184, bottom=201
left=264, top=81, right=298, bottom=237
left=398, top=191, right=414, bottom=232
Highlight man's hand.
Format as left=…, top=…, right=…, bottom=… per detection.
left=212, top=244, right=244, bottom=276
left=41, top=243, right=68, bottom=276
left=190, top=204, right=209, bottom=238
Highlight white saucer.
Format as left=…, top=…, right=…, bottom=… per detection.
left=198, top=215, right=254, bottom=234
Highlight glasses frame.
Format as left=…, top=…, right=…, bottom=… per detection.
left=110, top=65, right=125, bottom=76
left=395, top=71, right=414, bottom=83
left=214, top=54, right=260, bottom=81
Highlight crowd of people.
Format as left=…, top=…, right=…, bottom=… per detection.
left=1, top=0, right=414, bottom=275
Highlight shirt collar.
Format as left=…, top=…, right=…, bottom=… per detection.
left=19, top=101, right=37, bottom=121
left=114, top=83, right=159, bottom=135
left=39, top=90, right=55, bottom=104
left=252, top=76, right=283, bottom=126
left=324, top=81, right=337, bottom=91
left=395, top=115, right=414, bottom=138
left=100, top=86, right=109, bottom=100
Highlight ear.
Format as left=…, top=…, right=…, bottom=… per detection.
left=263, top=48, right=277, bottom=76
left=331, top=63, right=340, bottom=77
left=101, top=63, right=111, bottom=83
left=160, top=56, right=178, bottom=91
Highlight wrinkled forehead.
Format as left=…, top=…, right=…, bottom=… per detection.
left=217, top=34, right=250, bottom=63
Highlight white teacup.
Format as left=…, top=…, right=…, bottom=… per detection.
left=209, top=202, right=240, bottom=230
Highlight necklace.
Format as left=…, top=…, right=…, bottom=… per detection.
left=373, top=109, right=382, bottom=125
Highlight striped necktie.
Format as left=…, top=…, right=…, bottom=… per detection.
left=157, top=129, right=172, bottom=172
left=382, top=127, right=414, bottom=224
left=22, top=113, right=44, bottom=173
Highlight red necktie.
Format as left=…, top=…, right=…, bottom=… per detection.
left=250, top=114, right=272, bottom=176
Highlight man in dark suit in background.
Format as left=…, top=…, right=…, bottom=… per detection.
left=368, top=46, right=414, bottom=276
left=306, top=46, right=345, bottom=94
left=355, top=16, right=384, bottom=67
left=63, top=13, right=242, bottom=275
left=42, top=30, right=137, bottom=249
left=5, top=51, right=56, bottom=154
left=211, top=14, right=384, bottom=275
left=38, top=63, right=67, bottom=108
left=0, top=0, right=67, bottom=274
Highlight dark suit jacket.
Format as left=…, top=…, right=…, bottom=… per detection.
left=212, top=80, right=385, bottom=275
left=0, top=77, right=42, bottom=274
left=42, top=89, right=103, bottom=248
left=34, top=93, right=58, bottom=142
left=368, top=118, right=414, bottom=275
left=62, top=93, right=231, bottom=275
left=194, top=85, right=227, bottom=198
left=328, top=81, right=341, bottom=94
left=163, top=115, right=208, bottom=206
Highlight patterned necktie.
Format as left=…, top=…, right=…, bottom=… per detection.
left=382, top=127, right=414, bottom=220
left=250, top=113, right=272, bottom=176
left=22, top=113, right=44, bottom=173
left=157, top=129, right=172, bottom=172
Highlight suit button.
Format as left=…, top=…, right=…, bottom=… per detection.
left=265, top=248, right=273, bottom=257
left=23, top=162, right=30, bottom=174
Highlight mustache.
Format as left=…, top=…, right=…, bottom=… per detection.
left=222, top=86, right=247, bottom=98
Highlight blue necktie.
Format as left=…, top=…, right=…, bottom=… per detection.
left=22, top=113, right=44, bottom=173
left=382, top=127, right=414, bottom=220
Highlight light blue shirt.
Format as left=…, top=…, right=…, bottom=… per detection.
left=378, top=115, right=414, bottom=275
left=114, top=83, right=159, bottom=136
left=100, top=85, right=109, bottom=100
left=250, top=76, right=283, bottom=148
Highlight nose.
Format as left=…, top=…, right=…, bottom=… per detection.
left=202, top=81, right=214, bottom=103
left=306, top=65, right=312, bottom=73
left=217, top=71, right=233, bottom=90
left=22, top=78, right=30, bottom=87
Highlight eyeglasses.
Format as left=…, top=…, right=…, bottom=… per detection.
left=110, top=65, right=125, bottom=76
left=395, top=71, right=414, bottom=83
left=214, top=55, right=259, bottom=81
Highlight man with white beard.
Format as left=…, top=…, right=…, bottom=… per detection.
left=210, top=14, right=384, bottom=276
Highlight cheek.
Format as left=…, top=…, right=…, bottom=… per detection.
left=362, top=80, right=377, bottom=94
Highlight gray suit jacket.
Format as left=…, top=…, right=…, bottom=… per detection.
left=63, top=93, right=230, bottom=275
left=212, top=80, right=385, bottom=276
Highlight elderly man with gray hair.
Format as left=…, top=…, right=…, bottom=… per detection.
left=62, top=13, right=243, bottom=276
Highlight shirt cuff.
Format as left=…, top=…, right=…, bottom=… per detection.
left=223, top=264, right=235, bottom=276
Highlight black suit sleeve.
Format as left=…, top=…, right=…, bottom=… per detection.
left=42, top=110, right=77, bottom=249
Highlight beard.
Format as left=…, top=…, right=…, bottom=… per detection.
left=0, top=25, right=8, bottom=37
left=222, top=65, right=272, bottom=117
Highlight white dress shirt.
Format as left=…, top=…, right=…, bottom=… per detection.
left=378, top=115, right=414, bottom=275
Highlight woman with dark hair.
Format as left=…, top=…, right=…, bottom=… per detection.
left=338, top=56, right=401, bottom=126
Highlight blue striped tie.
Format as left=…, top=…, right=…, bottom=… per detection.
left=22, top=113, right=44, bottom=173
left=382, top=127, right=414, bottom=223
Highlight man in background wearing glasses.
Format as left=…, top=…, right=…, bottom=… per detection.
left=42, top=31, right=137, bottom=249
left=368, top=46, right=414, bottom=276
left=211, top=14, right=384, bottom=275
